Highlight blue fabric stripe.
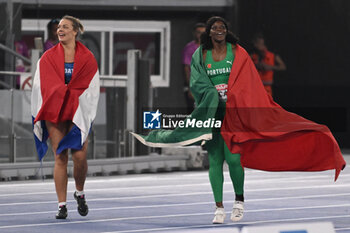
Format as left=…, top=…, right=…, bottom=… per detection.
left=32, top=117, right=49, bottom=161
left=56, top=124, right=83, bottom=155
left=32, top=117, right=91, bottom=159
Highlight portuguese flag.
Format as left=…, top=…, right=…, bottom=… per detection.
left=132, top=45, right=346, bottom=181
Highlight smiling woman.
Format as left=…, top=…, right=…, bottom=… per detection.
left=31, top=15, right=100, bottom=220
left=132, top=15, right=346, bottom=226
left=198, top=16, right=245, bottom=224
left=58, top=15, right=84, bottom=43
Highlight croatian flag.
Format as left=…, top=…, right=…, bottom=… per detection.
left=31, top=42, right=100, bottom=160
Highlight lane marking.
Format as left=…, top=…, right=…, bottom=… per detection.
left=0, top=191, right=350, bottom=208
left=1, top=202, right=350, bottom=218
left=0, top=180, right=349, bottom=198
left=336, top=227, right=350, bottom=231
left=0, top=212, right=348, bottom=230
left=102, top=215, right=350, bottom=233
left=1, top=172, right=348, bottom=189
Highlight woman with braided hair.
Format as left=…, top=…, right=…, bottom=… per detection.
left=132, top=16, right=345, bottom=224
left=199, top=16, right=245, bottom=224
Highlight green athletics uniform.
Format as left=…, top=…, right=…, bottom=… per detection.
left=205, top=43, right=244, bottom=203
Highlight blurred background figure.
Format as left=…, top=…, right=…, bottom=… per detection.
left=250, top=33, right=286, bottom=97
left=182, top=23, right=205, bottom=113
left=44, top=18, right=59, bottom=51
left=14, top=40, right=29, bottom=89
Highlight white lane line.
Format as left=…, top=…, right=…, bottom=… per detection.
left=0, top=212, right=206, bottom=229
left=1, top=189, right=350, bottom=207
left=0, top=211, right=348, bottom=230
left=1, top=191, right=350, bottom=210
left=0, top=173, right=210, bottom=188
left=0, top=175, right=204, bottom=188
left=336, top=227, right=350, bottom=231
left=0, top=183, right=211, bottom=197
left=103, top=215, right=350, bottom=233
left=102, top=214, right=350, bottom=233
left=0, top=191, right=211, bottom=206
left=1, top=201, right=350, bottom=218
left=103, top=224, right=229, bottom=233
left=0, top=183, right=209, bottom=197
left=1, top=172, right=348, bottom=189
left=104, top=222, right=350, bottom=233
left=0, top=180, right=349, bottom=198
left=247, top=183, right=350, bottom=192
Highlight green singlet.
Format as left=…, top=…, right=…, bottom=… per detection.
left=205, top=42, right=233, bottom=106
left=204, top=43, right=244, bottom=203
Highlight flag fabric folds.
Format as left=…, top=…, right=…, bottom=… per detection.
left=131, top=45, right=220, bottom=147
left=132, top=45, right=346, bottom=181
left=31, top=41, right=100, bottom=160
left=221, top=45, right=345, bottom=181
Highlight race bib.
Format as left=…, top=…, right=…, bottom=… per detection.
left=215, top=84, right=228, bottom=102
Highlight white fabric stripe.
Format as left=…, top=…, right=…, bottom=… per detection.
left=31, top=59, right=43, bottom=141
left=31, top=59, right=42, bottom=117
left=130, top=132, right=212, bottom=147
left=33, top=122, right=42, bottom=141
left=72, top=70, right=100, bottom=144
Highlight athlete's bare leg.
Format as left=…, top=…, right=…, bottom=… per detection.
left=46, top=121, right=70, bottom=203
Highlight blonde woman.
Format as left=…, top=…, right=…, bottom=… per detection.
left=31, top=15, right=100, bottom=219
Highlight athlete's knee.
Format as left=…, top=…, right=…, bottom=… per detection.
left=226, top=155, right=242, bottom=167
left=72, top=154, right=86, bottom=164
left=209, top=155, right=224, bottom=168
left=55, top=153, right=68, bottom=166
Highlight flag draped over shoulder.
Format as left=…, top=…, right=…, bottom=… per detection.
left=132, top=44, right=346, bottom=181
left=31, top=41, right=100, bottom=160
left=221, top=45, right=345, bottom=181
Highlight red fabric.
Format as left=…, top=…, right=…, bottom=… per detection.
left=221, top=45, right=346, bottom=181
left=34, top=41, right=98, bottom=124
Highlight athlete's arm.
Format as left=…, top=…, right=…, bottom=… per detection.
left=274, top=55, right=286, bottom=71
left=184, top=64, right=191, bottom=86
